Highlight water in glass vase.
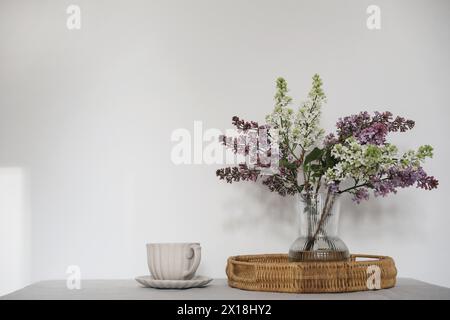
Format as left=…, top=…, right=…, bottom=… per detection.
left=289, top=191, right=349, bottom=262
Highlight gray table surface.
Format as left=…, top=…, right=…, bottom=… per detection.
left=2, top=278, right=450, bottom=300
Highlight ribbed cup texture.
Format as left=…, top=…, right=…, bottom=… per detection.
left=146, top=243, right=200, bottom=280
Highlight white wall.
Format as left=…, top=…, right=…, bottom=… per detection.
left=1, top=0, right=449, bottom=292
left=0, top=168, right=30, bottom=295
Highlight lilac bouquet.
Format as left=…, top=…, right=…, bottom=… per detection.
left=216, top=75, right=438, bottom=202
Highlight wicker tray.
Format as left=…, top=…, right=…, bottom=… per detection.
left=226, top=254, right=397, bottom=293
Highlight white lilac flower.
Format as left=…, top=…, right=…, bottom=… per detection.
left=325, top=137, right=398, bottom=182
left=265, top=74, right=326, bottom=158
left=292, top=74, right=326, bottom=151
left=325, top=137, right=434, bottom=184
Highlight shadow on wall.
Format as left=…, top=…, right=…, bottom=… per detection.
left=0, top=167, right=31, bottom=296
left=340, top=191, right=427, bottom=244
left=219, top=180, right=426, bottom=248
left=220, top=182, right=297, bottom=242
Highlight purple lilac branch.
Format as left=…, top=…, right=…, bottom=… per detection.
left=330, top=111, right=415, bottom=146
left=216, top=164, right=260, bottom=183
left=370, top=166, right=439, bottom=197
left=340, top=166, right=439, bottom=203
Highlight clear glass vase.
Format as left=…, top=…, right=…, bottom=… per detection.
left=288, top=191, right=350, bottom=262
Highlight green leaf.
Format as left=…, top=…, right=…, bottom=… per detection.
left=312, top=172, right=323, bottom=178
left=280, top=159, right=297, bottom=171
left=324, top=149, right=338, bottom=169
left=303, top=147, right=323, bottom=167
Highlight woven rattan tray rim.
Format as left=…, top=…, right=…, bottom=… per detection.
left=226, top=253, right=397, bottom=293
left=228, top=253, right=394, bottom=266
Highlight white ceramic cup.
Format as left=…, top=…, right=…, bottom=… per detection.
left=146, top=243, right=201, bottom=280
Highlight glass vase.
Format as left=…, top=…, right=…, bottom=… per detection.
left=288, top=191, right=350, bottom=262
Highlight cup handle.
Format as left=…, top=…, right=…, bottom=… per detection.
left=183, top=244, right=201, bottom=279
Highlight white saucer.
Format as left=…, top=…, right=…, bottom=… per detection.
left=135, top=275, right=213, bottom=289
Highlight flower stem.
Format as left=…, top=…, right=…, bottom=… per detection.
left=304, top=190, right=334, bottom=251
